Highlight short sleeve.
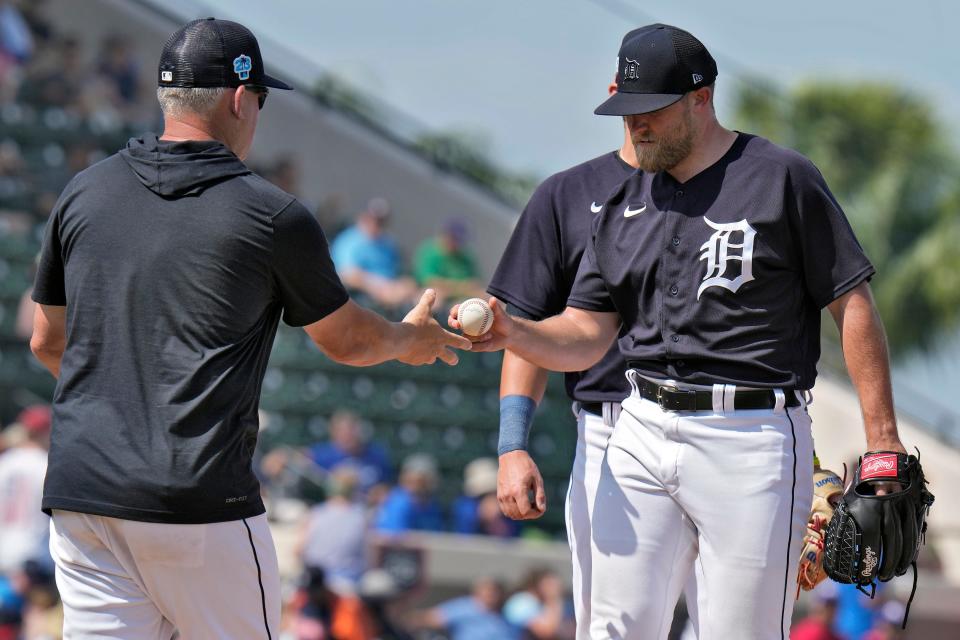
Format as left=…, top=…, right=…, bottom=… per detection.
left=32, top=198, right=68, bottom=306
left=487, top=179, right=565, bottom=319
left=787, top=160, right=875, bottom=308
left=271, top=201, right=349, bottom=326
left=566, top=231, right=616, bottom=312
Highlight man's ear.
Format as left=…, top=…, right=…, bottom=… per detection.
left=691, top=85, right=713, bottom=109
left=230, top=86, right=246, bottom=119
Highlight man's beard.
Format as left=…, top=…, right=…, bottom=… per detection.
left=632, top=108, right=695, bottom=173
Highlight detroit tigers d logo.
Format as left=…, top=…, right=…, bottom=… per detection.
left=697, top=217, right=757, bottom=300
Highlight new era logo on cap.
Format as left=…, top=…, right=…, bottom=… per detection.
left=692, top=73, right=704, bottom=84
left=161, top=71, right=173, bottom=82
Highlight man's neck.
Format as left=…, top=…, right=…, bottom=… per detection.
left=668, top=121, right=738, bottom=184
left=160, top=117, right=218, bottom=143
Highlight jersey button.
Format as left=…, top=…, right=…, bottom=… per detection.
left=676, top=360, right=686, bottom=367
left=669, top=285, right=679, bottom=296
left=676, top=189, right=684, bottom=197
left=672, top=236, right=680, bottom=246
left=671, top=334, right=680, bottom=343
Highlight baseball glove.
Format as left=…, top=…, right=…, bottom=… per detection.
left=823, top=450, right=934, bottom=628
left=796, top=465, right=844, bottom=593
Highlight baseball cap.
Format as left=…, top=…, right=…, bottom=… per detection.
left=158, top=18, right=292, bottom=90
left=364, top=197, right=391, bottom=219
left=594, top=24, right=717, bottom=116
left=442, top=218, right=470, bottom=244
left=463, top=457, right=498, bottom=497
left=16, top=404, right=52, bottom=435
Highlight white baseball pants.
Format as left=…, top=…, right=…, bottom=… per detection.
left=590, top=371, right=814, bottom=640
left=50, top=510, right=280, bottom=639
left=566, top=402, right=617, bottom=640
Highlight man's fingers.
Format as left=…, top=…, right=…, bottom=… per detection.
left=444, top=330, right=473, bottom=351
left=534, top=474, right=547, bottom=512
left=418, top=288, right=437, bottom=311
left=437, top=348, right=459, bottom=366
left=515, top=484, right=532, bottom=516
left=448, top=303, right=461, bottom=328
left=499, top=495, right=520, bottom=520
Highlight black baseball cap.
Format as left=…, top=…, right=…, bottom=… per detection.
left=158, top=18, right=292, bottom=90
left=594, top=24, right=716, bottom=116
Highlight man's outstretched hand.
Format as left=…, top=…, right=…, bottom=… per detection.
left=448, top=297, right=514, bottom=352
left=399, top=289, right=473, bottom=366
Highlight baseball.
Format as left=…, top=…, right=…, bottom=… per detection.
left=457, top=298, right=494, bottom=336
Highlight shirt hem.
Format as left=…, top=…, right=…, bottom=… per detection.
left=817, top=265, right=875, bottom=309
left=485, top=286, right=551, bottom=320
left=42, top=496, right=266, bottom=524
left=283, top=291, right=350, bottom=327
left=565, top=296, right=616, bottom=313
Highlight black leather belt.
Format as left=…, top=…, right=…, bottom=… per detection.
left=580, top=401, right=606, bottom=415
left=634, top=378, right=799, bottom=412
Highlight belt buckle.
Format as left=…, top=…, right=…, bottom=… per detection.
left=656, top=383, right=697, bottom=411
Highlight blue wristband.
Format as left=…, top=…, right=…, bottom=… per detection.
left=498, top=395, right=537, bottom=456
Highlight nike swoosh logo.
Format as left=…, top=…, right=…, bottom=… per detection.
left=623, top=203, right=647, bottom=217
left=590, top=202, right=603, bottom=213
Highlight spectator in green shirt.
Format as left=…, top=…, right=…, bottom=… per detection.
left=413, top=218, right=485, bottom=304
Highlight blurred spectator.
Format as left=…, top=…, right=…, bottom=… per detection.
left=19, top=35, right=82, bottom=109
left=285, top=567, right=376, bottom=640
left=0, top=1, right=33, bottom=64
left=314, top=192, right=348, bottom=237
left=0, top=0, right=32, bottom=103
left=95, top=34, right=139, bottom=106
left=261, top=410, right=393, bottom=503
left=375, top=454, right=443, bottom=534
left=412, top=218, right=484, bottom=303
left=503, top=567, right=574, bottom=640
left=0, top=138, right=27, bottom=203
left=296, top=466, right=369, bottom=593
left=0, top=405, right=51, bottom=574
left=408, top=576, right=518, bottom=640
left=330, top=198, right=417, bottom=307
left=790, top=583, right=844, bottom=640
left=15, top=560, right=60, bottom=640
left=267, top=155, right=301, bottom=195
left=310, top=410, right=392, bottom=498
left=451, top=457, right=519, bottom=537
left=862, top=601, right=905, bottom=640
left=834, top=582, right=886, bottom=640
left=355, top=569, right=412, bottom=640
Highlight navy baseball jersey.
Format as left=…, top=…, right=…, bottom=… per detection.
left=568, top=134, right=874, bottom=389
left=488, top=151, right=635, bottom=402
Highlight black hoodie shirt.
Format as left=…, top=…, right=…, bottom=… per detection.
left=33, top=134, right=349, bottom=523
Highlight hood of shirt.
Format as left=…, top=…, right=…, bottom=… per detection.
left=119, top=133, right=251, bottom=197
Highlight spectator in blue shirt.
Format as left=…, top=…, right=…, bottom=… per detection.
left=375, top=454, right=444, bottom=534
left=330, top=198, right=416, bottom=307
left=409, top=577, right=518, bottom=640
left=309, top=410, right=392, bottom=498
left=503, top=568, right=576, bottom=639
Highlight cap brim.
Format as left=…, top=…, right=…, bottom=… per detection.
left=594, top=92, right=683, bottom=116
left=260, top=74, right=293, bottom=90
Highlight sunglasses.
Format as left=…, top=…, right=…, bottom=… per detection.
left=246, top=85, right=269, bottom=110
